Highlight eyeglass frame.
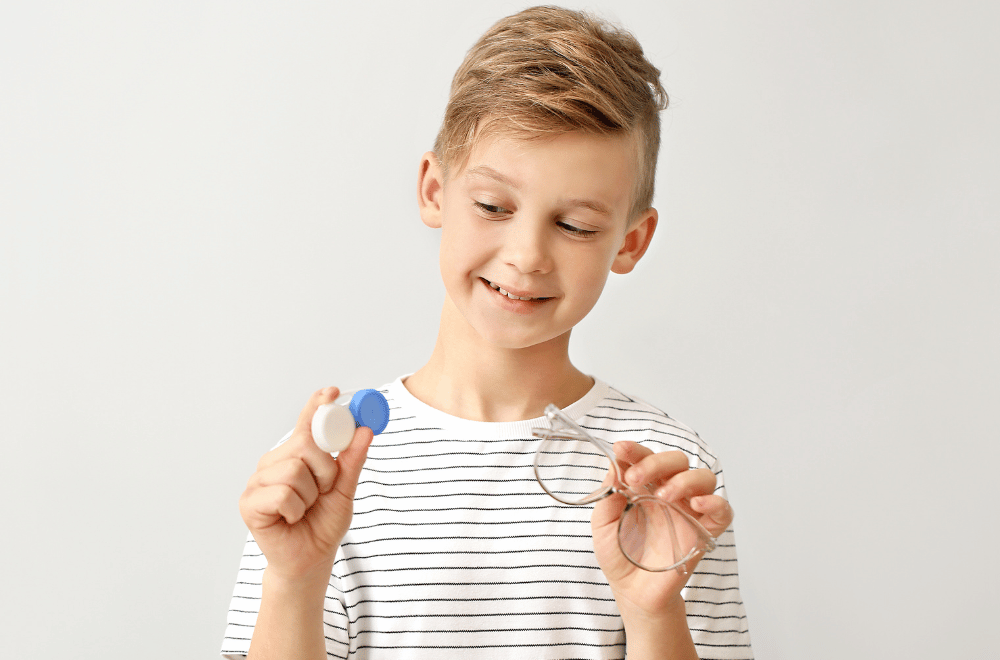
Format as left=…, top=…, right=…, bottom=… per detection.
left=531, top=404, right=716, bottom=574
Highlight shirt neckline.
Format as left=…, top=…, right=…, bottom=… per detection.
left=385, top=375, right=610, bottom=440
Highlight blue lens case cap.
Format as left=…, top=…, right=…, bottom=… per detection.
left=349, top=389, right=390, bottom=435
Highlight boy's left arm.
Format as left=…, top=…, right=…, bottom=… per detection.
left=592, top=443, right=735, bottom=660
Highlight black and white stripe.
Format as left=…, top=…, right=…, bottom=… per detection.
left=222, top=378, right=753, bottom=659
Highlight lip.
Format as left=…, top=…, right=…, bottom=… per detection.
left=480, top=278, right=552, bottom=301
left=479, top=277, right=554, bottom=316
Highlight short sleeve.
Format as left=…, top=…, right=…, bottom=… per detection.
left=220, top=533, right=265, bottom=659
left=220, top=534, right=352, bottom=659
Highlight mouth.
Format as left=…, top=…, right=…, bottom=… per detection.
left=481, top=278, right=552, bottom=302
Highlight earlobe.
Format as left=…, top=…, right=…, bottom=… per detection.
left=417, top=151, right=444, bottom=229
left=611, top=209, right=658, bottom=274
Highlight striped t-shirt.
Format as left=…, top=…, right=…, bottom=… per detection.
left=222, top=377, right=753, bottom=659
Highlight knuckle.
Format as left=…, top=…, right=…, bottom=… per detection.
left=311, top=386, right=338, bottom=403
left=274, top=483, right=299, bottom=506
left=238, top=490, right=251, bottom=514
left=280, top=457, right=311, bottom=484
left=293, top=431, right=321, bottom=456
left=270, top=437, right=311, bottom=466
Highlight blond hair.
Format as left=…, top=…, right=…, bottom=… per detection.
left=433, top=5, right=668, bottom=221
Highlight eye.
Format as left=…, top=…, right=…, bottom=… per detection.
left=557, top=221, right=598, bottom=237
left=473, top=201, right=510, bottom=216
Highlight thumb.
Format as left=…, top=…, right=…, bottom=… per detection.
left=331, top=426, right=375, bottom=501
left=592, top=491, right=627, bottom=532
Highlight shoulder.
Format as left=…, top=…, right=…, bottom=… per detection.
left=579, top=383, right=720, bottom=470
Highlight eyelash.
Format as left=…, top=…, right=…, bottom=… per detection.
left=558, top=222, right=598, bottom=237
left=473, top=201, right=598, bottom=237
left=474, top=201, right=508, bottom=216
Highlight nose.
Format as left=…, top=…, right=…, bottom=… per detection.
left=502, top=218, right=553, bottom=274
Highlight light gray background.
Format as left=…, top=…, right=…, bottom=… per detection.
left=2, top=1, right=997, bottom=658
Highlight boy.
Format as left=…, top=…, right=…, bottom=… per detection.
left=224, top=6, right=752, bottom=659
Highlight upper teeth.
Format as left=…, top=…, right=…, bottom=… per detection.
left=489, top=281, right=535, bottom=300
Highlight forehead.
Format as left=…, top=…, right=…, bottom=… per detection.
left=456, top=130, right=639, bottom=218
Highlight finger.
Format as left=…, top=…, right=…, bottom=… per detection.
left=622, top=449, right=690, bottom=489
left=655, top=467, right=717, bottom=503
left=612, top=441, right=653, bottom=468
left=258, top=440, right=341, bottom=495
left=295, top=387, right=347, bottom=493
left=258, top=387, right=342, bottom=491
left=592, top=493, right=657, bottom=582
left=240, top=482, right=308, bottom=528
left=295, top=386, right=342, bottom=437
left=329, top=426, right=374, bottom=502
left=690, top=494, right=734, bottom=537
left=252, top=458, right=322, bottom=513
left=609, top=442, right=651, bottom=483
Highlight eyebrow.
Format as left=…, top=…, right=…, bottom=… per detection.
left=466, top=166, right=519, bottom=189
left=465, top=166, right=613, bottom=217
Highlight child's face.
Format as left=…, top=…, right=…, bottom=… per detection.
left=420, top=130, right=656, bottom=351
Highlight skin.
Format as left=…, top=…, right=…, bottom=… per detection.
left=239, top=386, right=374, bottom=660
left=238, top=130, right=735, bottom=660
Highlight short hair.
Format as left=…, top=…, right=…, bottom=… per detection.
left=433, top=5, right=668, bottom=221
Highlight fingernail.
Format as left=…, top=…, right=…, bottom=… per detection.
left=655, top=484, right=673, bottom=499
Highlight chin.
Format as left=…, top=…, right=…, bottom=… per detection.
left=476, top=324, right=573, bottom=352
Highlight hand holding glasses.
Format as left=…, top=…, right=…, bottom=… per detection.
left=532, top=404, right=717, bottom=575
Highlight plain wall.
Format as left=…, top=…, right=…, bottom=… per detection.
left=2, top=1, right=997, bottom=658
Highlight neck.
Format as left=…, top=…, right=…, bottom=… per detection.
left=404, top=298, right=593, bottom=422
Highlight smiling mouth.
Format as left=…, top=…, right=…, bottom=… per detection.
left=482, top=278, right=552, bottom=301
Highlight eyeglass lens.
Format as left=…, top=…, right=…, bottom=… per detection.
left=534, top=433, right=615, bottom=505
left=620, top=498, right=701, bottom=571
left=535, top=431, right=713, bottom=572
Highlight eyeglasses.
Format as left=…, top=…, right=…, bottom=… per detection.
left=531, top=404, right=716, bottom=574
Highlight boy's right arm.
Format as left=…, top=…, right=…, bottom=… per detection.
left=238, top=387, right=374, bottom=660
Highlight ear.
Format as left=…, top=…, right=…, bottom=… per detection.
left=417, top=151, right=445, bottom=229
left=611, top=208, right=658, bottom=274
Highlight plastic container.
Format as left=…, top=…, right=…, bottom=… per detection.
left=311, top=389, right=390, bottom=453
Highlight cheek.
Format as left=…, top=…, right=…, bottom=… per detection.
left=580, top=273, right=611, bottom=307
left=439, top=224, right=491, bottom=281
left=567, top=250, right=616, bottom=299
